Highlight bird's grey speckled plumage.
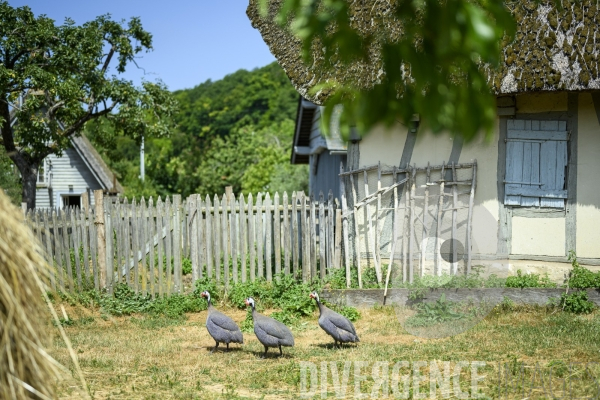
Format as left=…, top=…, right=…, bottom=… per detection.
left=311, top=292, right=359, bottom=347
left=245, top=297, right=294, bottom=358
left=202, top=291, right=243, bottom=352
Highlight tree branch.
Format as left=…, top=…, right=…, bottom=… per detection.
left=58, top=100, right=117, bottom=139
left=101, top=46, right=115, bottom=73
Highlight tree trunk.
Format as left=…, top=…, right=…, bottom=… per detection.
left=10, top=153, right=39, bottom=210
left=21, top=166, right=38, bottom=210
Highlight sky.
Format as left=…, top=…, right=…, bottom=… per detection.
left=8, top=1, right=277, bottom=91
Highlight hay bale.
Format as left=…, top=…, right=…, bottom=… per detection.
left=0, top=191, right=61, bottom=399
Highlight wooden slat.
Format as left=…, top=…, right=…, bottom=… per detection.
left=52, top=210, right=65, bottom=290
left=385, top=167, right=401, bottom=294
left=89, top=206, right=98, bottom=289
left=291, top=191, right=299, bottom=278
left=265, top=193, right=272, bottom=282
left=339, top=164, right=352, bottom=287
left=131, top=199, right=140, bottom=292
left=113, top=201, right=122, bottom=282
left=34, top=211, right=43, bottom=260
left=122, top=198, right=130, bottom=286
left=140, top=198, right=148, bottom=295
left=190, top=196, right=199, bottom=283
left=71, top=207, right=82, bottom=288
left=182, top=197, right=188, bottom=260
left=222, top=194, right=230, bottom=286
left=157, top=197, right=165, bottom=296
left=507, top=129, right=567, bottom=141
left=148, top=197, right=156, bottom=297
left=173, top=195, right=182, bottom=293
left=197, top=195, right=205, bottom=281
left=435, top=163, right=445, bottom=276
left=248, top=193, right=256, bottom=282
left=282, top=192, right=290, bottom=276
left=300, top=192, right=309, bottom=282
left=256, top=193, right=264, bottom=279
left=42, top=210, right=56, bottom=289
left=231, top=194, right=239, bottom=284
left=274, top=192, right=281, bottom=280
left=61, top=209, right=74, bottom=291
left=505, top=141, right=524, bottom=205
left=364, top=170, right=381, bottom=283
left=505, top=186, right=567, bottom=198
left=205, top=195, right=213, bottom=279
left=319, top=192, right=326, bottom=279
left=376, top=162, right=382, bottom=279
left=328, top=191, right=335, bottom=273
left=349, top=173, right=362, bottom=288
left=420, top=163, right=431, bottom=276
left=240, top=194, right=247, bottom=282
left=451, top=163, right=458, bottom=274
left=213, top=194, right=221, bottom=283
left=466, top=162, right=477, bottom=275
left=165, top=197, right=173, bottom=294
left=107, top=201, right=115, bottom=292
left=540, top=140, right=563, bottom=207
left=409, top=168, right=416, bottom=283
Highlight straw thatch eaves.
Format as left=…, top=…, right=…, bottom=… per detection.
left=247, top=0, right=600, bottom=105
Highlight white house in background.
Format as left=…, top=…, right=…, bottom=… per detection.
left=292, top=97, right=347, bottom=202
left=35, top=135, right=123, bottom=210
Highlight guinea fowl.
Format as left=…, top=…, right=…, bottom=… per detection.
left=244, top=297, right=294, bottom=358
left=310, top=291, right=360, bottom=347
left=200, top=291, right=243, bottom=352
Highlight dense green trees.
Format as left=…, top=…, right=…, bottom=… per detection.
left=89, top=62, right=308, bottom=199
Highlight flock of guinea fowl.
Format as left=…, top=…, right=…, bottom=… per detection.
left=199, top=291, right=360, bottom=358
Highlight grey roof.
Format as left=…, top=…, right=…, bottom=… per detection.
left=248, top=0, right=600, bottom=106
left=70, top=135, right=123, bottom=194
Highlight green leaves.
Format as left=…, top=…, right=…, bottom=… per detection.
left=505, top=270, right=557, bottom=288
left=263, top=0, right=516, bottom=142
left=0, top=1, right=177, bottom=163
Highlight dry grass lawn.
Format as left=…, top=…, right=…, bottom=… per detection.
left=50, top=302, right=600, bottom=399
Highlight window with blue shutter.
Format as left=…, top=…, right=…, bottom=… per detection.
left=504, top=120, right=568, bottom=209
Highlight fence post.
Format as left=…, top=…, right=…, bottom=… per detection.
left=82, top=191, right=89, bottom=210
left=94, top=190, right=107, bottom=290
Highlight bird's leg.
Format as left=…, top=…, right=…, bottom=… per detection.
left=226, top=343, right=230, bottom=352
left=212, top=341, right=219, bottom=353
left=262, top=346, right=268, bottom=359
left=278, top=345, right=283, bottom=357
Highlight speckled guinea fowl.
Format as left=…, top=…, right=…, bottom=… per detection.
left=200, top=291, right=243, bottom=352
left=310, top=291, right=359, bottom=347
left=244, top=297, right=294, bottom=358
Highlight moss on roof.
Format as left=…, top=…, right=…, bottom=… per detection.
left=247, top=0, right=600, bottom=105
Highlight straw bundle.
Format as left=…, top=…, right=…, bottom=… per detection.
left=0, top=191, right=62, bottom=399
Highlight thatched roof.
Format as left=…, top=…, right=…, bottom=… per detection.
left=247, top=0, right=600, bottom=105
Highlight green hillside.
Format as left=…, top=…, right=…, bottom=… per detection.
left=87, top=62, right=308, bottom=198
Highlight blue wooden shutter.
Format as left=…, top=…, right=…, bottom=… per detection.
left=505, top=120, right=567, bottom=208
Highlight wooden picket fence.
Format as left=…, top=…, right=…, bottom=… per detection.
left=25, top=190, right=343, bottom=295
left=25, top=159, right=478, bottom=295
